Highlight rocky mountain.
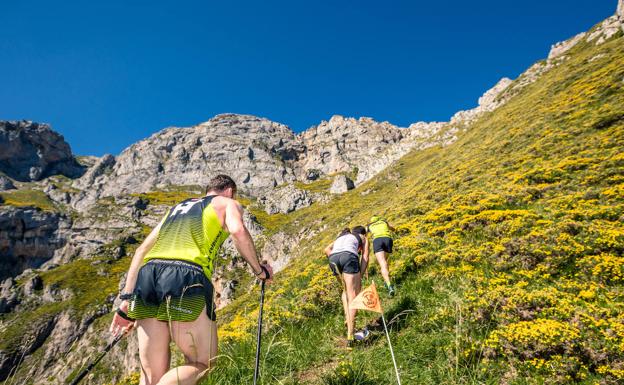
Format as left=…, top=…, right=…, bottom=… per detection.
left=0, top=121, right=85, bottom=182
left=70, top=113, right=448, bottom=210
left=73, top=115, right=301, bottom=206
left=0, top=2, right=622, bottom=384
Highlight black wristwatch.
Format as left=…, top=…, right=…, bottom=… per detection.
left=119, top=292, right=133, bottom=301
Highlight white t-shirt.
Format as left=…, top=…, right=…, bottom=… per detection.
left=331, top=233, right=360, bottom=256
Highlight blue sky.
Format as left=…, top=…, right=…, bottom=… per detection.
left=0, top=0, right=617, bottom=156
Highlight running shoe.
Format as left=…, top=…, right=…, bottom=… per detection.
left=354, top=328, right=370, bottom=341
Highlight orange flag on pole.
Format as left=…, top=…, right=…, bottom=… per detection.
left=350, top=281, right=383, bottom=313
left=350, top=281, right=402, bottom=385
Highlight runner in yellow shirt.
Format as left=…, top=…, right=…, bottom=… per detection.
left=367, top=215, right=396, bottom=296
left=109, top=175, right=273, bottom=385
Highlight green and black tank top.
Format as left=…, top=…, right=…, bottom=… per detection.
left=143, top=195, right=229, bottom=279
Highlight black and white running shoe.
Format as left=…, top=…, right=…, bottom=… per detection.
left=354, top=328, right=370, bottom=341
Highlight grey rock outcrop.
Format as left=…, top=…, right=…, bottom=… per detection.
left=73, top=154, right=116, bottom=191
left=548, top=32, right=586, bottom=59
left=0, top=278, right=18, bottom=313
left=261, top=185, right=313, bottom=214
left=297, top=115, right=449, bottom=185
left=450, top=78, right=513, bottom=126
left=548, top=5, right=623, bottom=60
left=0, top=175, right=15, bottom=191
left=220, top=280, right=237, bottom=303
left=297, top=116, right=406, bottom=183
left=79, top=114, right=302, bottom=206
left=261, top=224, right=323, bottom=275
left=71, top=154, right=117, bottom=210
left=0, top=207, right=69, bottom=280
left=329, top=174, right=355, bottom=194
left=0, top=121, right=84, bottom=182
left=50, top=196, right=143, bottom=266
left=586, top=15, right=622, bottom=44
left=261, top=231, right=299, bottom=273
left=43, top=183, right=71, bottom=205
left=22, top=274, right=43, bottom=296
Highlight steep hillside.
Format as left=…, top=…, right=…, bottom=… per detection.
left=203, top=15, right=624, bottom=385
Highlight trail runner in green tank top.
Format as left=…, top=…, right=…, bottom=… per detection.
left=367, top=215, right=396, bottom=296
left=109, top=175, right=273, bottom=385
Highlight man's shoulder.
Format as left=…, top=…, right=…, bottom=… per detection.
left=209, top=195, right=241, bottom=209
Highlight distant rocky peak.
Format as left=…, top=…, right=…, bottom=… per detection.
left=0, top=120, right=84, bottom=182
left=202, top=113, right=295, bottom=137
left=70, top=113, right=303, bottom=206
left=477, top=78, right=513, bottom=109
left=549, top=5, right=623, bottom=60
left=449, top=77, right=513, bottom=126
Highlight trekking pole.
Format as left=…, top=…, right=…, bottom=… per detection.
left=253, top=279, right=266, bottom=385
left=69, top=334, right=124, bottom=385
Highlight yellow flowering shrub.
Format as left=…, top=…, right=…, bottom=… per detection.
left=486, top=319, right=580, bottom=356
left=578, top=253, right=624, bottom=284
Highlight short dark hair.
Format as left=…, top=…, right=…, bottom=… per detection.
left=338, top=228, right=351, bottom=237
left=206, top=174, right=237, bottom=194
left=352, top=226, right=367, bottom=236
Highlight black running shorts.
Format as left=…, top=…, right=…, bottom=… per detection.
left=127, top=259, right=216, bottom=322
left=328, top=251, right=360, bottom=275
left=373, top=237, right=393, bottom=253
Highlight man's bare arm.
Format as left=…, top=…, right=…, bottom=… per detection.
left=110, top=221, right=162, bottom=336
left=360, top=235, right=370, bottom=275
left=225, top=200, right=268, bottom=278
left=122, top=222, right=162, bottom=294
left=324, top=242, right=334, bottom=257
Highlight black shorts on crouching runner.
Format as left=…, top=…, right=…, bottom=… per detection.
left=328, top=251, right=361, bottom=275
left=127, top=259, right=216, bottom=322
left=373, top=237, right=393, bottom=253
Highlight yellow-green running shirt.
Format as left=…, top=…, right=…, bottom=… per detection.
left=368, top=219, right=392, bottom=240
left=143, top=195, right=229, bottom=279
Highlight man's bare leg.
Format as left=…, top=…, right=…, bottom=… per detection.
left=334, top=274, right=349, bottom=326
left=343, top=273, right=361, bottom=339
left=157, top=308, right=217, bottom=385
left=375, top=251, right=391, bottom=285
left=137, top=318, right=171, bottom=385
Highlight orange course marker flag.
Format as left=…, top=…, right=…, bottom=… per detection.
left=350, top=282, right=383, bottom=313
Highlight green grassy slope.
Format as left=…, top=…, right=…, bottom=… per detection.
left=207, top=31, right=624, bottom=385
